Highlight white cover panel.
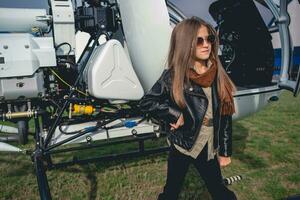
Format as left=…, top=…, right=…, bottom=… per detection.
left=50, top=0, right=76, bottom=56
left=85, top=39, right=144, bottom=100
left=50, top=119, right=156, bottom=145
left=233, top=85, right=281, bottom=120
left=0, top=34, right=56, bottom=78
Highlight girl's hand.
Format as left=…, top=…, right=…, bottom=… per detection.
left=170, top=114, right=184, bottom=131
left=218, top=156, right=231, bottom=167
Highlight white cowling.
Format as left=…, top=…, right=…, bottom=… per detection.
left=84, top=39, right=144, bottom=100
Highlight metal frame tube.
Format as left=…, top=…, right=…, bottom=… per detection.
left=50, top=146, right=170, bottom=170
left=265, top=0, right=292, bottom=84
left=33, top=113, right=52, bottom=200
left=34, top=153, right=52, bottom=200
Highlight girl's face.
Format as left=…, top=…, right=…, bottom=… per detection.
left=195, top=26, right=213, bottom=61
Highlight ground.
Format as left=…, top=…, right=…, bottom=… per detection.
left=0, top=91, right=299, bottom=200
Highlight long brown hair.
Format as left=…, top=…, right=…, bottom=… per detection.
left=168, top=17, right=236, bottom=111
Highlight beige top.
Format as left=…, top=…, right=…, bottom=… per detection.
left=174, top=87, right=215, bottom=160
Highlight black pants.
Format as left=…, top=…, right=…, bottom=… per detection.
left=158, top=144, right=237, bottom=200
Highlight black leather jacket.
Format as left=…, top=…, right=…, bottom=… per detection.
left=139, top=69, right=233, bottom=157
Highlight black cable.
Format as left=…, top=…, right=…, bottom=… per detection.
left=59, top=123, right=80, bottom=135
left=59, top=117, right=118, bottom=135
left=57, top=117, right=95, bottom=135
left=55, top=42, right=72, bottom=55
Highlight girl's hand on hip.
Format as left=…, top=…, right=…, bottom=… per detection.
left=218, top=156, right=231, bottom=167
left=170, top=114, right=184, bottom=131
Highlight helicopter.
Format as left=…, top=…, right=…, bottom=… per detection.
left=0, top=0, right=299, bottom=199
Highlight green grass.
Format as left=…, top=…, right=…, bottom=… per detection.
left=0, top=91, right=300, bottom=200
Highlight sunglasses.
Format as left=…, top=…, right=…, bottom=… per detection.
left=197, top=35, right=216, bottom=47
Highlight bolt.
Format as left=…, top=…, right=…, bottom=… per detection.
left=131, top=129, right=138, bottom=135
left=86, top=136, right=92, bottom=143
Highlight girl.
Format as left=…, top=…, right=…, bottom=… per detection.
left=139, top=17, right=237, bottom=200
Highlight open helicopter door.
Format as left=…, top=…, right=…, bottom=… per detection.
left=266, top=0, right=300, bottom=96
